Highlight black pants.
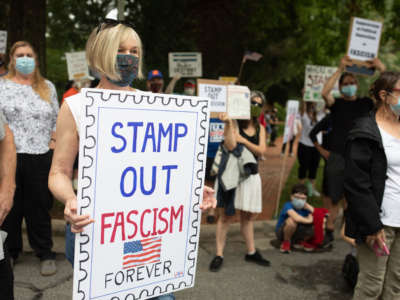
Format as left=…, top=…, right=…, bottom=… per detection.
left=297, top=143, right=321, bottom=180
left=2, top=152, right=55, bottom=260
left=281, top=137, right=295, bottom=154
left=0, top=240, right=14, bottom=300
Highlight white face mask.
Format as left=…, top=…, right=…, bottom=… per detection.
left=389, top=93, right=400, bottom=116
left=184, top=88, right=195, bottom=96
left=291, top=197, right=306, bottom=210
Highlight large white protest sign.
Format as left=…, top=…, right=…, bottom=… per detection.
left=282, top=100, right=299, bottom=144
left=0, top=31, right=7, bottom=54
left=169, top=52, right=202, bottom=78
left=197, top=79, right=227, bottom=116
left=74, top=89, right=210, bottom=300
left=304, top=65, right=339, bottom=102
left=347, top=17, right=382, bottom=62
left=65, top=51, right=89, bottom=81
left=227, top=85, right=250, bottom=120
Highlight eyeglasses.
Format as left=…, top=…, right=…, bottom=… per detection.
left=96, top=19, right=135, bottom=34
left=251, top=101, right=263, bottom=108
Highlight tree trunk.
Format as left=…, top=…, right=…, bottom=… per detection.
left=8, top=0, right=47, bottom=75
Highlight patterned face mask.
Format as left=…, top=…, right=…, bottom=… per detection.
left=107, top=54, right=139, bottom=87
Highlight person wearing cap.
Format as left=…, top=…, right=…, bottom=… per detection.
left=183, top=79, right=196, bottom=96
left=146, top=69, right=164, bottom=93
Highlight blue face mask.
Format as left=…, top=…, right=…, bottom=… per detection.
left=291, top=197, right=306, bottom=210
left=341, top=84, right=357, bottom=97
left=15, top=56, right=35, bottom=75
left=389, top=94, right=400, bottom=116
left=107, top=54, right=139, bottom=87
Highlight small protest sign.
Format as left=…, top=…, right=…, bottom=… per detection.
left=209, top=121, right=225, bottom=143
left=282, top=100, right=299, bottom=144
left=304, top=65, right=339, bottom=102
left=65, top=51, right=89, bottom=81
left=197, top=79, right=228, bottom=117
left=73, top=89, right=209, bottom=300
left=0, top=31, right=7, bottom=54
left=227, top=85, right=250, bottom=120
left=218, top=76, right=238, bottom=85
left=346, top=17, right=383, bottom=75
left=169, top=52, right=202, bottom=78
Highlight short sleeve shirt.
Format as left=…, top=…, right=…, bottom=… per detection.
left=276, top=201, right=310, bottom=231
left=329, top=97, right=374, bottom=155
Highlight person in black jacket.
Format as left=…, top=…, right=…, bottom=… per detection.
left=344, top=71, right=400, bottom=299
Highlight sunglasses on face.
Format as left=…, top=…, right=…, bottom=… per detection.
left=251, top=101, right=263, bottom=108
left=96, top=19, right=135, bottom=34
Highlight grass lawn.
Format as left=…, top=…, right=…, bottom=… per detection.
left=277, top=158, right=325, bottom=215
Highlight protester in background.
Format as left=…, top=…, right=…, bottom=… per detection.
left=0, top=41, right=59, bottom=276
left=281, top=113, right=301, bottom=157
left=267, top=108, right=278, bottom=146
left=48, top=20, right=215, bottom=300
left=296, top=102, right=323, bottom=196
left=0, top=54, right=8, bottom=77
left=318, top=55, right=385, bottom=246
left=183, top=79, right=196, bottom=96
left=344, top=71, right=400, bottom=299
left=61, top=79, right=91, bottom=103
left=205, top=118, right=225, bottom=224
left=309, top=113, right=333, bottom=247
left=0, top=112, right=16, bottom=300
left=209, top=92, right=270, bottom=272
left=146, top=69, right=164, bottom=93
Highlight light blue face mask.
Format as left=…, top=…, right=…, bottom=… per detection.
left=291, top=197, right=306, bottom=210
left=341, top=84, right=357, bottom=97
left=389, top=93, right=400, bottom=116
left=15, top=56, right=35, bottom=75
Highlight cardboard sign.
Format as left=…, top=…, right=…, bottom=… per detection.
left=65, top=51, right=90, bottom=81
left=218, top=76, right=238, bottom=85
left=73, top=89, right=209, bottom=300
left=346, top=17, right=383, bottom=75
left=209, top=121, right=225, bottom=143
left=0, top=31, right=7, bottom=54
left=227, top=85, right=250, bottom=120
left=197, top=79, right=228, bottom=116
left=169, top=52, right=202, bottom=78
left=282, top=100, right=299, bottom=144
left=304, top=65, right=339, bottom=102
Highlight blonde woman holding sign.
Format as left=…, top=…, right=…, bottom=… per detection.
left=48, top=20, right=216, bottom=300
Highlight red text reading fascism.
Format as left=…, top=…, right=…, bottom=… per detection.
left=100, top=205, right=184, bottom=244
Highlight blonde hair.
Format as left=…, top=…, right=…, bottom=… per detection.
left=86, top=23, right=144, bottom=81
left=6, top=41, right=51, bottom=102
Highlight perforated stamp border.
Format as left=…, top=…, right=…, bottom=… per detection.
left=75, top=90, right=209, bottom=300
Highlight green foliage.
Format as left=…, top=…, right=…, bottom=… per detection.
left=44, top=0, right=400, bottom=100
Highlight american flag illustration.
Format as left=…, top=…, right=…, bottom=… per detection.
left=123, top=237, right=162, bottom=269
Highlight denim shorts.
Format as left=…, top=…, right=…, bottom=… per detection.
left=65, top=224, right=175, bottom=300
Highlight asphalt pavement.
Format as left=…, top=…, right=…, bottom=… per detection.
left=13, top=219, right=353, bottom=300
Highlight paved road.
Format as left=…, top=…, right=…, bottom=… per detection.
left=14, top=220, right=353, bottom=300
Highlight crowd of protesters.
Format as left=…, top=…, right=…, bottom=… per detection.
left=0, top=18, right=398, bottom=300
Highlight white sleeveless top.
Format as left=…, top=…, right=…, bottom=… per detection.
left=65, top=93, right=83, bottom=136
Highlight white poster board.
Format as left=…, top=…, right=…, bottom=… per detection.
left=73, top=89, right=210, bottom=300
left=282, top=100, right=299, bottom=144
left=197, top=79, right=227, bottom=115
left=304, top=65, right=339, bottom=102
left=227, top=85, right=250, bottom=120
left=169, top=52, right=202, bottom=78
left=65, top=51, right=90, bottom=81
left=0, top=31, right=7, bottom=54
left=347, top=17, right=382, bottom=62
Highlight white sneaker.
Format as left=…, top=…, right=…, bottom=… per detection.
left=40, top=259, right=57, bottom=276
